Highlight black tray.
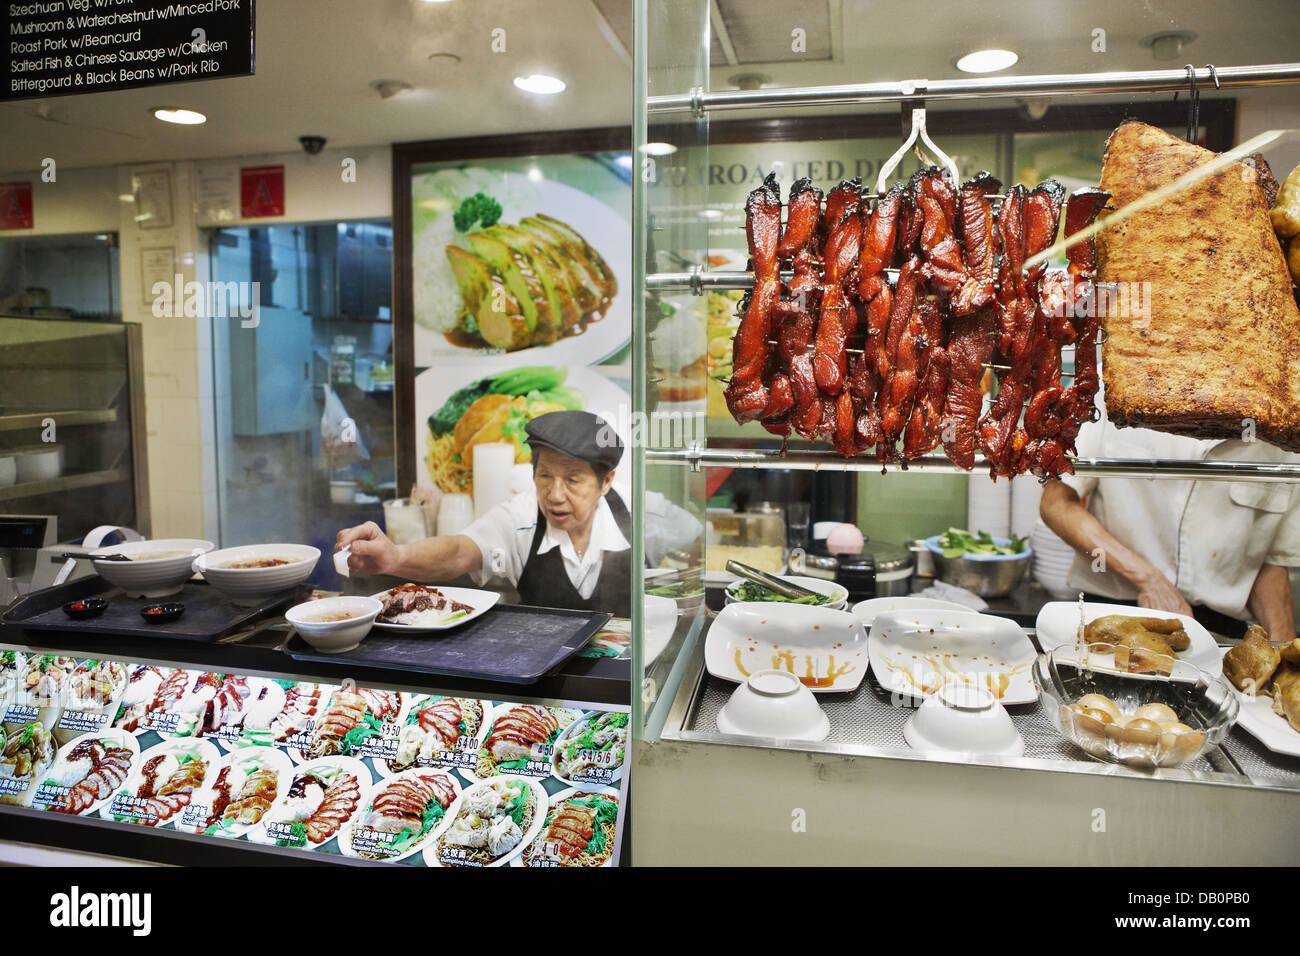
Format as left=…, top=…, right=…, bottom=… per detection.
left=1, top=576, right=306, bottom=643
left=282, top=604, right=611, bottom=684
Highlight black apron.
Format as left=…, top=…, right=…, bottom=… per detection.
left=516, top=490, right=633, bottom=619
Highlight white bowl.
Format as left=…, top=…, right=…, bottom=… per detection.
left=0, top=456, right=15, bottom=486
left=286, top=596, right=382, bottom=653
left=330, top=481, right=358, bottom=505
left=724, top=574, right=848, bottom=610
left=194, top=543, right=321, bottom=606
left=716, top=670, right=831, bottom=741
left=90, top=538, right=214, bottom=598
left=15, top=445, right=62, bottom=482
left=903, top=682, right=1025, bottom=757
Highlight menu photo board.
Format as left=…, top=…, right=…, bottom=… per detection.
left=3, top=0, right=255, bottom=101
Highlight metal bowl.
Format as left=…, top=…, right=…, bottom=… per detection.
left=925, top=535, right=1032, bottom=598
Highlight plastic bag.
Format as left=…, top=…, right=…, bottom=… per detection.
left=320, top=385, right=368, bottom=470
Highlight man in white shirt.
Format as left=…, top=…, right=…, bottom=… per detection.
left=1040, top=411, right=1300, bottom=643
left=337, top=410, right=698, bottom=618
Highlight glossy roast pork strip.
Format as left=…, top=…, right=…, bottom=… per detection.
left=1097, top=121, right=1300, bottom=451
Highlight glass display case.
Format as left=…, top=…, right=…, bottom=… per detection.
left=631, top=0, right=1300, bottom=863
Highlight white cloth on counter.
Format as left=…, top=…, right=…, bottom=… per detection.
left=459, top=489, right=630, bottom=599
left=913, top=580, right=989, bottom=611
left=1062, top=408, right=1300, bottom=621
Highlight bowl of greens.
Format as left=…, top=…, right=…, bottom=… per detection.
left=724, top=574, right=849, bottom=610
left=644, top=570, right=706, bottom=613
left=924, top=529, right=1033, bottom=598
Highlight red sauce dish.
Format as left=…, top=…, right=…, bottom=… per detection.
left=140, top=603, right=185, bottom=624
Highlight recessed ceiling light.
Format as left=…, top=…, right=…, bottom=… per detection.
left=528, top=166, right=543, bottom=182
left=153, top=107, right=206, bottom=125
left=698, top=209, right=724, bottom=220
left=421, top=1, right=454, bottom=4
left=639, top=142, right=678, bottom=156
left=614, top=155, right=633, bottom=169
left=955, top=49, right=1018, bottom=74
left=513, top=74, right=565, bottom=95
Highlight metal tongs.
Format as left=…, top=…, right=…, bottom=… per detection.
left=725, top=560, right=822, bottom=601
left=876, top=80, right=961, bottom=194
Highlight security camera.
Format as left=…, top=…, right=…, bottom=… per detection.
left=299, top=135, right=326, bottom=155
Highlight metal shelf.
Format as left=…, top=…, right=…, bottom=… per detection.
left=0, top=409, right=117, bottom=433
left=648, top=63, right=1300, bottom=115
left=646, top=445, right=1300, bottom=482
left=0, top=466, right=130, bottom=503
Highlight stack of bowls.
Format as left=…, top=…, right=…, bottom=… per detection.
left=1029, top=520, right=1077, bottom=599
left=903, top=682, right=1025, bottom=757
left=716, top=670, right=830, bottom=742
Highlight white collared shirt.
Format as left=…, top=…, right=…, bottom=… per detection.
left=461, top=490, right=631, bottom=599
left=1062, top=411, right=1300, bottom=620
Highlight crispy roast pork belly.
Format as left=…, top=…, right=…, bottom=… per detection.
left=1097, top=121, right=1300, bottom=451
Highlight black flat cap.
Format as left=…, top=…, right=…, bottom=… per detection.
left=524, top=410, right=623, bottom=470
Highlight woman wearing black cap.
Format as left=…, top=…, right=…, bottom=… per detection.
left=336, top=410, right=642, bottom=617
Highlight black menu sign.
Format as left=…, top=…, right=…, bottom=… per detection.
left=2, top=0, right=254, bottom=101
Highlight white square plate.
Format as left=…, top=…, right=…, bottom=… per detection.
left=869, top=609, right=1038, bottom=705
left=368, top=585, right=500, bottom=632
left=704, top=602, right=868, bottom=694
left=1035, top=602, right=1220, bottom=672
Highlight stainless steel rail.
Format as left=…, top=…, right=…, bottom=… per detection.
left=648, top=64, right=1300, bottom=114
left=646, top=445, right=1300, bottom=482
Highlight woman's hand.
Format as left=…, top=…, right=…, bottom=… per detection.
left=336, top=522, right=404, bottom=577
left=1133, top=565, right=1193, bottom=616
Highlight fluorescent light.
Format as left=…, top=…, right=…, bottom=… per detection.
left=614, top=155, right=633, bottom=169
left=639, top=142, right=678, bottom=156
left=955, top=49, right=1018, bottom=73
left=528, top=166, right=543, bottom=182
left=513, top=74, right=565, bottom=95
left=153, top=107, right=206, bottom=125
left=698, top=209, right=724, bottom=220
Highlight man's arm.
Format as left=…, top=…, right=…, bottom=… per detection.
left=336, top=522, right=482, bottom=580
left=1039, top=479, right=1192, bottom=614
left=1247, top=562, right=1297, bottom=643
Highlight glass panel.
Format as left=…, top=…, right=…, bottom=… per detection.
left=0, top=233, right=120, bottom=321
left=207, top=220, right=394, bottom=589
left=635, top=0, right=713, bottom=739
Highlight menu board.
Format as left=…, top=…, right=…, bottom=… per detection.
left=0, top=650, right=628, bottom=867
left=2, top=0, right=255, bottom=102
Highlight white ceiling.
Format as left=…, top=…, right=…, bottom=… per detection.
left=1, top=0, right=1297, bottom=176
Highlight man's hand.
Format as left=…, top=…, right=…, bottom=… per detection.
left=1133, top=565, right=1193, bottom=616
left=336, top=522, right=404, bottom=577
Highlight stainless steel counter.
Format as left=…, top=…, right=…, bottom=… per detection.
left=656, top=619, right=1300, bottom=794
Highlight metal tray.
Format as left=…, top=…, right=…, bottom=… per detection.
left=1, top=576, right=306, bottom=643
left=282, top=604, right=611, bottom=684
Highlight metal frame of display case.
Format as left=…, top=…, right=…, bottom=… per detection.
left=635, top=58, right=1300, bottom=770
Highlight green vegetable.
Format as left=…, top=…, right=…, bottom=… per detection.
left=494, top=758, right=530, bottom=771
left=607, top=713, right=628, bottom=729
left=566, top=795, right=618, bottom=854
left=936, top=528, right=1027, bottom=558
left=341, top=712, right=384, bottom=755
left=426, top=366, right=575, bottom=437
left=453, top=192, right=503, bottom=232
left=504, top=784, right=529, bottom=827
left=732, top=581, right=831, bottom=605
left=646, top=580, right=704, bottom=598
left=274, top=679, right=297, bottom=691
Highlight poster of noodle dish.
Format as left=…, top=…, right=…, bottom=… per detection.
left=409, top=154, right=632, bottom=367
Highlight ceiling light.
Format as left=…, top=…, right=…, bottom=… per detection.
left=153, top=107, right=206, bottom=125
left=639, top=142, right=678, bottom=156
left=528, top=166, right=543, bottom=182
left=513, top=74, right=565, bottom=95
left=614, top=155, right=633, bottom=169
left=955, top=49, right=1018, bottom=74
left=698, top=209, right=724, bottom=220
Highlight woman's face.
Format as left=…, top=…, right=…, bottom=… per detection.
left=533, top=449, right=614, bottom=533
